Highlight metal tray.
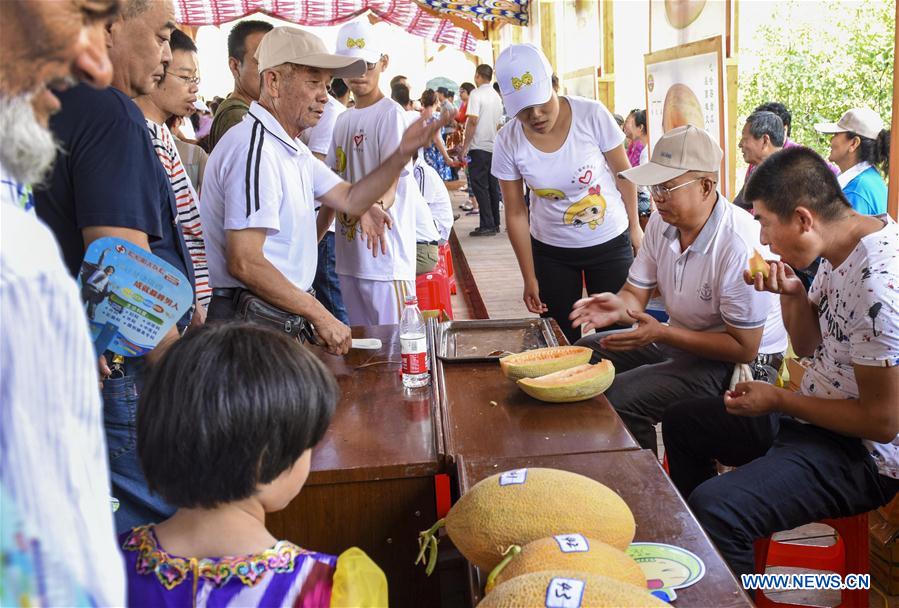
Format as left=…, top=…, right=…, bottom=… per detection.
left=436, top=318, right=559, bottom=362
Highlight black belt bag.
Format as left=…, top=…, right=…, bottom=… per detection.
left=212, top=287, right=317, bottom=343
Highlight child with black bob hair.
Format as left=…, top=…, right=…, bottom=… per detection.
left=120, top=323, right=386, bottom=607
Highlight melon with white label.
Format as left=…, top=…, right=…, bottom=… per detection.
left=416, top=468, right=635, bottom=574
left=485, top=535, right=646, bottom=593
left=479, top=571, right=666, bottom=608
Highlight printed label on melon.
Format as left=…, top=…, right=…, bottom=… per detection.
left=554, top=533, right=590, bottom=553
left=499, top=468, right=528, bottom=486
left=545, top=577, right=585, bottom=608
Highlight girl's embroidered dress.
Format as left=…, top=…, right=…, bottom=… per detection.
left=121, top=525, right=383, bottom=607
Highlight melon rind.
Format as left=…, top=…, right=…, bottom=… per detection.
left=479, top=570, right=666, bottom=608
left=488, top=536, right=646, bottom=592
left=446, top=468, right=635, bottom=572
left=499, top=346, right=593, bottom=381
left=517, top=361, right=615, bottom=403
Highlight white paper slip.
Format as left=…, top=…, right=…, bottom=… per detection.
left=351, top=338, right=382, bottom=350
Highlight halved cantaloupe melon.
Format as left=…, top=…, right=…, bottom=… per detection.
left=517, top=360, right=615, bottom=403
left=499, top=346, right=593, bottom=381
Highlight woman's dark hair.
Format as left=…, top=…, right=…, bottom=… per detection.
left=420, top=88, right=437, bottom=108
left=745, top=146, right=851, bottom=221
left=628, top=109, right=647, bottom=135
left=849, top=129, right=891, bottom=174
left=330, top=78, right=349, bottom=99
left=459, top=82, right=475, bottom=95
left=138, top=323, right=339, bottom=509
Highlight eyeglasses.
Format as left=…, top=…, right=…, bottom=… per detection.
left=165, top=71, right=201, bottom=86
left=650, top=177, right=708, bottom=201
left=365, top=61, right=378, bottom=71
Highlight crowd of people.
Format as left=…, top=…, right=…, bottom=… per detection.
left=1, top=0, right=897, bottom=605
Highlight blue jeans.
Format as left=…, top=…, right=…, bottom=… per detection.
left=103, top=357, right=175, bottom=533
left=313, top=232, right=349, bottom=325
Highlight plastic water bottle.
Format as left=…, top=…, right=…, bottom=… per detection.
left=400, top=295, right=430, bottom=388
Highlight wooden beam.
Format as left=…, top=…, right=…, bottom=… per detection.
left=888, top=1, right=898, bottom=221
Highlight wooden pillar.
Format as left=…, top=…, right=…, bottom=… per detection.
left=539, top=0, right=557, bottom=73
left=597, top=0, right=615, bottom=111
left=888, top=1, right=898, bottom=221
left=726, top=58, right=739, bottom=199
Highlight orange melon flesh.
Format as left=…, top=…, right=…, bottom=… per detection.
left=748, top=249, right=769, bottom=279
left=499, top=346, right=593, bottom=381
left=517, top=361, right=615, bottom=403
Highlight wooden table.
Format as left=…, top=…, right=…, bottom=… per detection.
left=435, top=320, right=639, bottom=462
left=457, top=450, right=753, bottom=608
left=267, top=324, right=442, bottom=607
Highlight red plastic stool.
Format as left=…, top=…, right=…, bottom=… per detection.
left=438, top=242, right=456, bottom=295
left=753, top=514, right=869, bottom=607
left=416, top=270, right=454, bottom=319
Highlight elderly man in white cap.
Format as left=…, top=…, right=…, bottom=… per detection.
left=201, top=26, right=448, bottom=354
left=326, top=20, right=441, bottom=326
left=571, top=125, right=787, bottom=453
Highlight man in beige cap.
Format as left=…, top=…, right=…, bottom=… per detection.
left=200, top=26, right=449, bottom=354
left=571, top=125, right=787, bottom=452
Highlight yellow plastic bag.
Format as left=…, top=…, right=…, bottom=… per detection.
left=330, top=547, right=389, bottom=607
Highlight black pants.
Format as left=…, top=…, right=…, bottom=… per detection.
left=532, top=232, right=633, bottom=344
left=469, top=149, right=502, bottom=230
left=662, top=398, right=899, bottom=580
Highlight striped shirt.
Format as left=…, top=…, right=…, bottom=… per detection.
left=1, top=197, right=125, bottom=606
left=146, top=120, right=211, bottom=307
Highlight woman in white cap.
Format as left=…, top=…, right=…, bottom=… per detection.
left=815, top=107, right=890, bottom=215
left=491, top=43, right=642, bottom=343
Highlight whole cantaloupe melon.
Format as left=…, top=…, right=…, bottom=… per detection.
left=479, top=570, right=666, bottom=608
left=417, top=468, right=635, bottom=573
left=499, top=346, right=593, bottom=380
left=485, top=535, right=646, bottom=593
left=517, top=361, right=615, bottom=403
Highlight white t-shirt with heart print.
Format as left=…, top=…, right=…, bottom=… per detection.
left=491, top=95, right=629, bottom=249
left=327, top=96, right=416, bottom=281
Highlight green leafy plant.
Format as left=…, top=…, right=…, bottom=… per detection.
left=739, top=0, right=894, bottom=159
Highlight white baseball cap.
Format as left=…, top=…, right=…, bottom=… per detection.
left=495, top=43, right=553, bottom=117
left=619, top=125, right=723, bottom=185
left=335, top=20, right=383, bottom=65
left=255, top=27, right=366, bottom=78
left=814, top=107, right=884, bottom=141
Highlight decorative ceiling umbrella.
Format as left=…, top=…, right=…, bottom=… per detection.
left=173, top=0, right=483, bottom=53
left=425, top=76, right=460, bottom=93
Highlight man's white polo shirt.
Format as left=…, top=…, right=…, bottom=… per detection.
left=628, top=195, right=788, bottom=354
left=201, top=101, right=341, bottom=292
